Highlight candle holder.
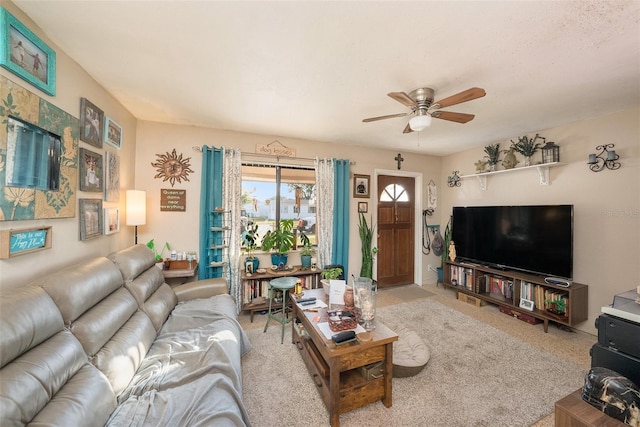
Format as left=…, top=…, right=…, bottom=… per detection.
left=588, top=144, right=621, bottom=172
left=361, top=291, right=376, bottom=331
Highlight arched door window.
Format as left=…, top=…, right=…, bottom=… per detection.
left=380, top=183, right=409, bottom=203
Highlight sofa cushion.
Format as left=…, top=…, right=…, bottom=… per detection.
left=108, top=244, right=157, bottom=283
left=0, top=286, right=116, bottom=426
left=37, top=257, right=124, bottom=325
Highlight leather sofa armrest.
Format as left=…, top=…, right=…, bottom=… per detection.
left=172, top=278, right=228, bottom=302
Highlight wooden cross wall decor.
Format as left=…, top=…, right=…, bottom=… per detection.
left=395, top=153, right=404, bottom=170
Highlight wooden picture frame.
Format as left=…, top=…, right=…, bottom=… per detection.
left=0, top=8, right=56, bottom=95
left=79, top=199, right=103, bottom=241
left=358, top=202, right=368, bottom=213
left=79, top=147, right=104, bottom=192
left=104, top=116, right=122, bottom=149
left=353, top=174, right=370, bottom=198
left=104, top=207, right=120, bottom=235
left=104, top=150, right=119, bottom=202
left=80, top=97, right=104, bottom=148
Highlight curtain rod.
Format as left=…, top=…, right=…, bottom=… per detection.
left=192, top=146, right=355, bottom=165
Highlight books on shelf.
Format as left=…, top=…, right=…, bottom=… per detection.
left=449, top=265, right=474, bottom=290
left=487, top=275, right=513, bottom=301
left=520, top=280, right=568, bottom=313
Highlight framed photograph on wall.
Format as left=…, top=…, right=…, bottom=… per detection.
left=0, top=8, right=56, bottom=95
left=104, top=150, right=119, bottom=202
left=353, top=174, right=370, bottom=198
left=358, top=202, right=368, bottom=213
left=104, top=207, right=119, bottom=235
left=104, top=116, right=122, bottom=149
left=80, top=97, right=104, bottom=148
left=79, top=147, right=103, bottom=192
left=79, top=199, right=102, bottom=241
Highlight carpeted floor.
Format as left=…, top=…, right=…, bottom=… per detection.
left=239, top=283, right=596, bottom=426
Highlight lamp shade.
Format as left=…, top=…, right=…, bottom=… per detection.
left=409, top=114, right=432, bottom=131
left=126, top=190, right=146, bottom=226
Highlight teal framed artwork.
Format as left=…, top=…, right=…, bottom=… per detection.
left=0, top=7, right=56, bottom=96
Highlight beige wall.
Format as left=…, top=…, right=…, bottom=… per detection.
left=439, top=108, right=640, bottom=334
left=0, top=1, right=137, bottom=290
left=134, top=120, right=443, bottom=283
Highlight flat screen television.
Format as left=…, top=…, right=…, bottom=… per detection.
left=451, top=205, right=573, bottom=279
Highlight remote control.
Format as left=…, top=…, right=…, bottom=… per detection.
left=300, top=300, right=316, bottom=306
left=297, top=297, right=316, bottom=303
left=331, top=331, right=357, bottom=345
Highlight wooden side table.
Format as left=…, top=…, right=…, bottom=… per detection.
left=163, top=262, right=198, bottom=285
left=555, top=388, right=626, bottom=427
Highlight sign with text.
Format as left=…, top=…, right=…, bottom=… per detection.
left=0, top=226, right=52, bottom=258
left=255, top=143, right=296, bottom=157
left=160, top=189, right=186, bottom=212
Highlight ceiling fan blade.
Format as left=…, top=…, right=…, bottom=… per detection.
left=403, top=122, right=413, bottom=134
left=433, top=87, right=486, bottom=108
left=388, top=91, right=416, bottom=108
left=362, top=112, right=408, bottom=123
left=431, top=111, right=475, bottom=123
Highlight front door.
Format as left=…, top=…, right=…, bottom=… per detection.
left=376, top=175, right=415, bottom=287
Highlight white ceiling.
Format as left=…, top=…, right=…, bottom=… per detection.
left=13, top=0, right=640, bottom=156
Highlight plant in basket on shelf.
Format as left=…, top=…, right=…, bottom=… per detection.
left=241, top=221, right=260, bottom=272
left=261, top=219, right=295, bottom=267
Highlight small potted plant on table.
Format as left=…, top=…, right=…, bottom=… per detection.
left=242, top=222, right=260, bottom=272
left=299, top=232, right=315, bottom=268
left=146, top=239, right=170, bottom=268
left=321, top=266, right=343, bottom=295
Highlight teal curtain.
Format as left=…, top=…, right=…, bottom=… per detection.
left=199, top=146, right=223, bottom=280
left=332, top=159, right=350, bottom=278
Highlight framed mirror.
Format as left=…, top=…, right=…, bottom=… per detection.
left=5, top=115, right=61, bottom=191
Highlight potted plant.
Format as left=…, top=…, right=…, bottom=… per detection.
left=321, top=266, right=343, bottom=295
left=299, top=232, right=315, bottom=268
left=358, top=213, right=376, bottom=279
left=241, top=221, right=260, bottom=272
left=483, top=143, right=501, bottom=171
left=437, top=216, right=452, bottom=284
left=546, top=297, right=567, bottom=316
left=146, top=239, right=170, bottom=268
left=261, top=219, right=295, bottom=267
left=511, top=133, right=544, bottom=166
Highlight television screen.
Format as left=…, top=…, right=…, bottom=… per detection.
left=452, top=205, right=573, bottom=279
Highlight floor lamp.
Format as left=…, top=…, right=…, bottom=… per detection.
left=126, top=190, right=146, bottom=244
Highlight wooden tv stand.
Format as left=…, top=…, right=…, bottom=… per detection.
left=443, top=261, right=588, bottom=332
left=291, top=289, right=398, bottom=427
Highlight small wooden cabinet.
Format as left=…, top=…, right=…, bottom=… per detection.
left=444, top=261, right=588, bottom=332
left=241, top=267, right=322, bottom=322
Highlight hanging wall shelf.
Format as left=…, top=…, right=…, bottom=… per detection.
left=459, top=162, right=566, bottom=190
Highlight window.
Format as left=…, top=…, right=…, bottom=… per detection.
left=241, top=164, right=317, bottom=247
left=380, top=183, right=409, bottom=202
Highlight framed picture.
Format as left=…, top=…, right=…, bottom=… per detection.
left=103, top=207, right=120, bottom=235
left=104, top=116, right=122, bottom=149
left=104, top=150, right=120, bottom=202
left=358, top=202, right=368, bottom=213
left=0, top=8, right=56, bottom=95
left=353, top=174, right=370, bottom=198
left=79, top=147, right=104, bottom=192
left=519, top=298, right=534, bottom=311
left=79, top=199, right=103, bottom=241
left=80, top=97, right=104, bottom=148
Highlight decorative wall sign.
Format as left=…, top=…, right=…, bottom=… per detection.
left=104, top=207, right=119, bottom=235
left=0, top=226, right=52, bottom=258
left=0, top=7, right=56, bottom=96
left=255, top=140, right=296, bottom=157
left=160, top=188, right=186, bottom=212
left=104, top=150, right=119, bottom=202
left=79, top=97, right=103, bottom=148
left=104, top=116, right=122, bottom=149
left=151, top=149, right=193, bottom=187
left=79, top=147, right=103, bottom=192
left=0, top=75, right=78, bottom=222
left=79, top=198, right=102, bottom=240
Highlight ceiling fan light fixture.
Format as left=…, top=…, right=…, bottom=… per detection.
left=409, top=114, right=432, bottom=131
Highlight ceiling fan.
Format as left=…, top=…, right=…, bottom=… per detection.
left=362, top=87, right=486, bottom=133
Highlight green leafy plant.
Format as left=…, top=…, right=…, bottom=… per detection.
left=146, top=239, right=170, bottom=262
left=510, top=134, right=544, bottom=157
left=483, top=143, right=501, bottom=165
left=261, top=219, right=295, bottom=255
left=241, top=222, right=260, bottom=259
left=546, top=297, right=567, bottom=314
left=358, top=213, right=376, bottom=278
left=322, top=267, right=343, bottom=280
left=442, top=216, right=452, bottom=268
left=299, top=232, right=316, bottom=257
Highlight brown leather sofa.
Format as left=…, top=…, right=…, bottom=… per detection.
left=0, top=245, right=252, bottom=426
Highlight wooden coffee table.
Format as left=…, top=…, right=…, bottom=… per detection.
left=291, top=288, right=398, bottom=427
